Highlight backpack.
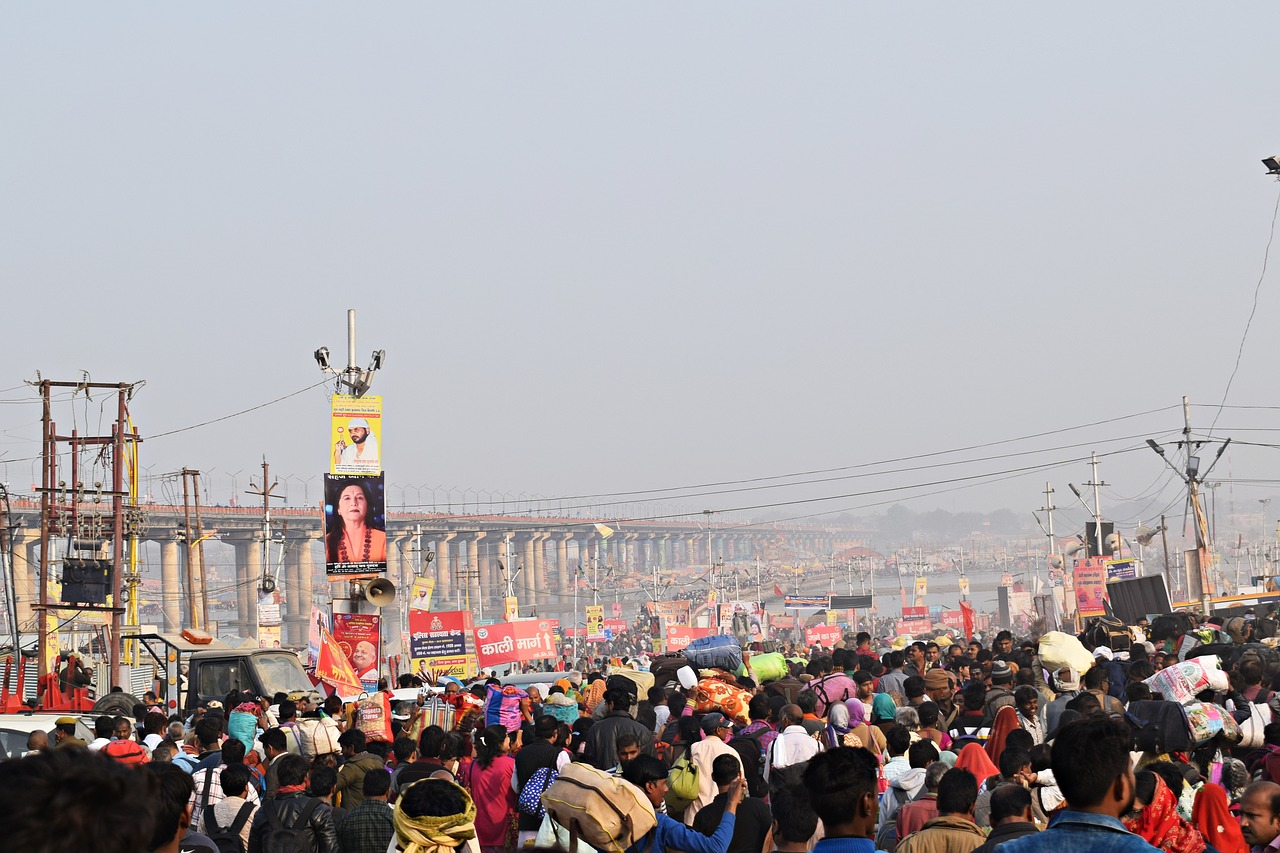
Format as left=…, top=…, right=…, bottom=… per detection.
left=1082, top=615, right=1132, bottom=654
left=540, top=762, right=657, bottom=853
left=728, top=730, right=768, bottom=798
left=875, top=817, right=899, bottom=853
left=1126, top=699, right=1192, bottom=754
left=205, top=800, right=254, bottom=853
left=518, top=766, right=559, bottom=818
left=806, top=673, right=854, bottom=717
left=264, top=798, right=322, bottom=853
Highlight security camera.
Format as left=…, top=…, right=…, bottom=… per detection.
left=314, top=347, right=331, bottom=370
left=370, top=349, right=385, bottom=371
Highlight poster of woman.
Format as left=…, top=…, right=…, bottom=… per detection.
left=323, top=473, right=388, bottom=577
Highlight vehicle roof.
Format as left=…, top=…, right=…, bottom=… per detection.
left=0, top=713, right=96, bottom=734
left=122, top=632, right=230, bottom=653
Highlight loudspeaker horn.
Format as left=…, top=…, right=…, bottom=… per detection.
left=365, top=578, right=397, bottom=607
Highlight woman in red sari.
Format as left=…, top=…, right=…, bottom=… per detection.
left=985, top=705, right=1021, bottom=765
left=1192, top=783, right=1247, bottom=853
left=1125, top=771, right=1207, bottom=853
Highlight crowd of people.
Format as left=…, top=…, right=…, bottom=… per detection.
left=7, top=611, right=1280, bottom=853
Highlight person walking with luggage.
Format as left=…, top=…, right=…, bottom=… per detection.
left=623, top=755, right=743, bottom=853
left=685, top=713, right=745, bottom=826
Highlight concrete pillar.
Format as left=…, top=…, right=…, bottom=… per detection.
left=160, top=538, right=182, bottom=632
left=530, top=532, right=549, bottom=611
left=433, top=534, right=455, bottom=604
left=12, top=530, right=41, bottom=631
left=555, top=533, right=573, bottom=600
left=297, top=535, right=316, bottom=639
left=243, top=537, right=262, bottom=642
left=466, top=532, right=485, bottom=620
left=521, top=534, right=536, bottom=614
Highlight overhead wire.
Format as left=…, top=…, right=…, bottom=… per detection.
left=1208, top=184, right=1280, bottom=437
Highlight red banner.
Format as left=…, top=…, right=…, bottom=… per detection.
left=666, top=624, right=711, bottom=651
left=804, top=625, right=842, bottom=647
left=473, top=619, right=558, bottom=668
left=902, top=606, right=929, bottom=618
left=960, top=600, right=975, bottom=638
left=940, top=610, right=965, bottom=629
left=604, top=618, right=627, bottom=633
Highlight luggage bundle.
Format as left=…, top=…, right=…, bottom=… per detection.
left=540, top=762, right=656, bottom=853
left=692, top=675, right=752, bottom=725
left=1143, top=655, right=1228, bottom=705
left=684, top=634, right=744, bottom=673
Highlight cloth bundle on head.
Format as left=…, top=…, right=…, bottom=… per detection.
left=393, top=779, right=478, bottom=853
left=1055, top=668, right=1081, bottom=692
left=1094, top=647, right=1114, bottom=661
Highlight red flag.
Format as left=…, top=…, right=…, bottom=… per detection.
left=774, top=584, right=784, bottom=597
left=315, top=623, right=362, bottom=696
left=959, top=600, right=975, bottom=640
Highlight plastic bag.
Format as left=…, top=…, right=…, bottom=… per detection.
left=1144, top=656, right=1229, bottom=705
left=352, top=692, right=394, bottom=743
left=750, top=652, right=788, bottom=684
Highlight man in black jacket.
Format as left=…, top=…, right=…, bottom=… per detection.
left=974, top=785, right=1038, bottom=853
left=247, top=754, right=338, bottom=853
left=584, top=688, right=655, bottom=770
left=514, top=716, right=564, bottom=844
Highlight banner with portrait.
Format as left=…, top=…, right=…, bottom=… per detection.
left=585, top=605, right=604, bottom=640
left=1073, top=557, right=1109, bottom=618
left=324, top=473, right=388, bottom=578
left=409, top=578, right=436, bottom=612
left=408, top=609, right=473, bottom=678
left=331, top=394, right=383, bottom=476
left=333, top=613, right=382, bottom=692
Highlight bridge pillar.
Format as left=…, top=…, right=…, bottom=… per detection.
left=464, top=532, right=485, bottom=619
left=234, top=536, right=263, bottom=642
left=555, top=533, right=573, bottom=610
left=159, top=537, right=182, bottom=632
left=12, top=529, right=41, bottom=631
left=530, top=532, right=550, bottom=611
left=431, top=534, right=454, bottom=606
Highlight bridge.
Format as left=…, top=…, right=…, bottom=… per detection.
left=5, top=499, right=836, bottom=647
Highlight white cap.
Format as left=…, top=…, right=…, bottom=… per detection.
left=1093, top=646, right=1114, bottom=661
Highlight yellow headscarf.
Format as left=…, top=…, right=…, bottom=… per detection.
left=392, top=779, right=478, bottom=853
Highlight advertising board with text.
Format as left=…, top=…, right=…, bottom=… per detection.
left=805, top=625, right=843, bottom=647
left=323, top=473, right=389, bottom=578
left=585, top=605, right=604, bottom=640
left=331, top=394, right=383, bottom=476
left=333, top=613, right=382, bottom=691
left=474, top=619, right=558, bottom=668
left=666, top=624, right=711, bottom=651
left=1073, top=557, right=1109, bottom=617
left=408, top=610, right=474, bottom=675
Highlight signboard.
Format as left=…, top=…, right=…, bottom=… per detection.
left=1106, top=558, right=1137, bottom=581
left=323, top=473, right=389, bottom=577
left=258, top=625, right=281, bottom=648
left=331, top=394, right=382, bottom=475
left=898, top=606, right=931, bottom=635
left=414, top=655, right=476, bottom=681
left=585, top=605, right=604, bottom=640
left=805, top=625, right=843, bottom=647
left=504, top=596, right=520, bottom=622
left=604, top=618, right=627, bottom=633
left=408, top=609, right=473, bottom=677
left=784, top=595, right=827, bottom=609
left=332, top=613, right=382, bottom=691
left=1073, top=557, right=1109, bottom=618
left=257, top=593, right=281, bottom=626
left=666, top=624, right=711, bottom=651
left=829, top=594, right=873, bottom=610
left=940, top=610, right=965, bottom=629
left=902, top=606, right=928, bottom=618
left=611, top=602, right=622, bottom=619
left=307, top=606, right=330, bottom=668
left=649, top=600, right=691, bottom=622
left=826, top=609, right=838, bottom=625
left=914, top=577, right=928, bottom=597
left=409, top=578, right=435, bottom=612
left=958, top=577, right=970, bottom=597
left=474, top=619, right=558, bottom=668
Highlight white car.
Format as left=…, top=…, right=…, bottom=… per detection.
left=0, top=714, right=94, bottom=760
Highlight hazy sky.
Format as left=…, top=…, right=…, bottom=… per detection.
left=5, top=5, right=1280, bottom=539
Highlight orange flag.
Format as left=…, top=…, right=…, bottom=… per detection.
left=315, top=623, right=362, bottom=695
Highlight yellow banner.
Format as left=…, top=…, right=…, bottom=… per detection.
left=331, top=395, right=383, bottom=476
left=504, top=596, right=519, bottom=622
left=827, top=609, right=838, bottom=625
left=958, top=577, right=970, bottom=597
left=585, top=605, right=604, bottom=639
left=914, top=577, right=928, bottom=596
left=409, top=578, right=436, bottom=612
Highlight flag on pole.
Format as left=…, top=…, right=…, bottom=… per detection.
left=315, top=622, right=362, bottom=696
left=959, top=600, right=975, bottom=640
left=773, top=584, right=784, bottom=597
left=594, top=523, right=614, bottom=539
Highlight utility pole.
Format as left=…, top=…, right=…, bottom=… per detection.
left=1085, top=454, right=1107, bottom=558
left=179, top=469, right=208, bottom=629
left=245, top=458, right=285, bottom=601
left=1147, top=397, right=1230, bottom=614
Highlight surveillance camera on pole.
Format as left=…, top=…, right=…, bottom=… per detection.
left=315, top=309, right=385, bottom=398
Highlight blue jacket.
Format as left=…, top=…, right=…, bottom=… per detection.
left=629, top=812, right=736, bottom=853
left=999, top=810, right=1160, bottom=853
